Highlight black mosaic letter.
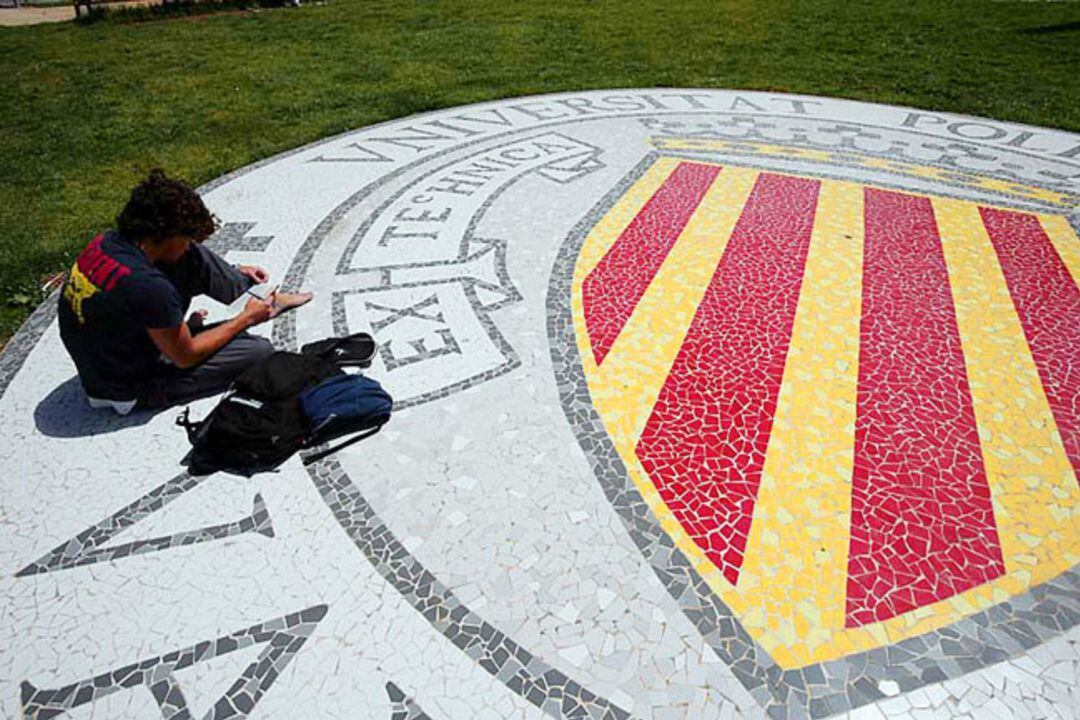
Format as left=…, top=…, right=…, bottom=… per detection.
left=16, top=472, right=274, bottom=577
left=21, top=604, right=328, bottom=720
left=364, top=294, right=463, bottom=371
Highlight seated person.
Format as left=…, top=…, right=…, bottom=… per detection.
left=58, top=169, right=311, bottom=413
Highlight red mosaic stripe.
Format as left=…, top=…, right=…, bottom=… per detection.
left=845, top=189, right=1006, bottom=628
left=636, top=173, right=820, bottom=586
left=583, top=162, right=721, bottom=365
left=979, top=208, right=1080, bottom=485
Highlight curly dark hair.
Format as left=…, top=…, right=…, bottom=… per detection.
left=116, top=169, right=217, bottom=244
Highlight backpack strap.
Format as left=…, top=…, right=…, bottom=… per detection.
left=175, top=407, right=203, bottom=445
left=301, top=421, right=386, bottom=466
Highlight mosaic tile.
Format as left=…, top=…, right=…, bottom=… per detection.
left=387, top=681, right=436, bottom=720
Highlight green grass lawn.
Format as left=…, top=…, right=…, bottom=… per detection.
left=1, top=0, right=1078, bottom=342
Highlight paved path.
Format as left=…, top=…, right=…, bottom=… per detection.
left=0, top=4, right=75, bottom=25
left=2, top=90, right=1078, bottom=720
left=0, top=1, right=155, bottom=26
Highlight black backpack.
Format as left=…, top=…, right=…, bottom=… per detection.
left=178, top=339, right=390, bottom=476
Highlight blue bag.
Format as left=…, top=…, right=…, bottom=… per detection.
left=298, top=374, right=393, bottom=465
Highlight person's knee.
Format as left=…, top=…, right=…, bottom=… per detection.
left=244, top=336, right=274, bottom=364
left=212, top=334, right=272, bottom=373
left=149, top=336, right=274, bottom=408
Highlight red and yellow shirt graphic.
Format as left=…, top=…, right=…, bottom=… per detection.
left=57, top=232, right=184, bottom=400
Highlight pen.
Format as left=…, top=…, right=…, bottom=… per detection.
left=246, top=284, right=279, bottom=302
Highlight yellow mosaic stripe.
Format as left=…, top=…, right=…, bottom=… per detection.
left=731, top=180, right=864, bottom=668
left=573, top=165, right=759, bottom=589
left=936, top=199, right=1080, bottom=592
left=1038, top=213, right=1080, bottom=286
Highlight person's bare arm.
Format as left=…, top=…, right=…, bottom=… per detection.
left=147, top=296, right=273, bottom=370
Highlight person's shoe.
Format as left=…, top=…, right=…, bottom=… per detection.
left=301, top=332, right=378, bottom=368
left=270, top=291, right=313, bottom=318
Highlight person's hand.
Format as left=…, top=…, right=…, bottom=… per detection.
left=240, top=296, right=274, bottom=327
left=237, top=265, right=270, bottom=285
left=186, top=308, right=209, bottom=330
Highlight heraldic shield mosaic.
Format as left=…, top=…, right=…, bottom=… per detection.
left=569, top=151, right=1079, bottom=671
left=2, top=91, right=1079, bottom=720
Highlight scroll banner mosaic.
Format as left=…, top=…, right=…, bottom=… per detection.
left=1, top=90, right=1078, bottom=720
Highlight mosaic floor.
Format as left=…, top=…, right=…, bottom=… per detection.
left=1, top=90, right=1078, bottom=720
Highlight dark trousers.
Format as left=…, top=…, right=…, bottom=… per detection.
left=138, top=244, right=273, bottom=408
